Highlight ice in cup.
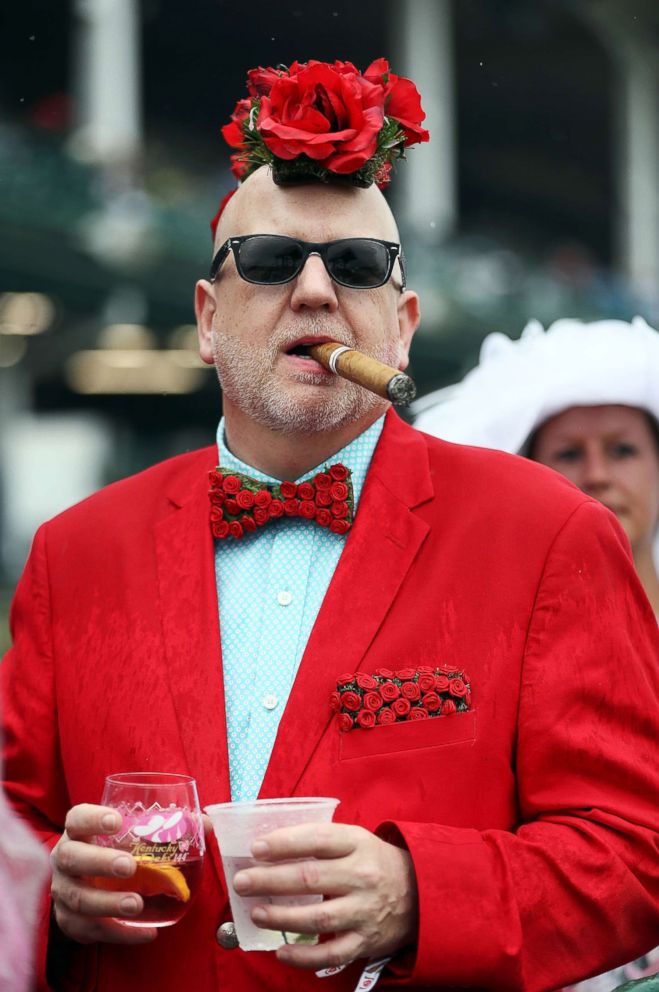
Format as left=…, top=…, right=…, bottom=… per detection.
left=205, top=796, right=340, bottom=951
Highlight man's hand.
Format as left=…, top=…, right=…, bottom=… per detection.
left=50, top=804, right=157, bottom=945
left=231, top=823, right=418, bottom=970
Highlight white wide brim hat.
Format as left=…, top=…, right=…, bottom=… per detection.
left=414, top=315, right=659, bottom=564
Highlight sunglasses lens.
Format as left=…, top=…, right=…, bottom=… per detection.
left=327, top=240, right=390, bottom=287
left=237, top=237, right=304, bottom=284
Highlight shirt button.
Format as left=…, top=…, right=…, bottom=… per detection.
left=262, top=693, right=278, bottom=710
left=277, top=590, right=293, bottom=606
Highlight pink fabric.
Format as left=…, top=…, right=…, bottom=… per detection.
left=0, top=751, right=49, bottom=992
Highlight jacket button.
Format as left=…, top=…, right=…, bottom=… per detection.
left=216, top=921, right=239, bottom=949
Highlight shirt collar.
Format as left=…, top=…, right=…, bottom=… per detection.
left=215, top=416, right=385, bottom=511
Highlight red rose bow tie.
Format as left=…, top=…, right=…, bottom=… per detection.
left=208, top=463, right=354, bottom=540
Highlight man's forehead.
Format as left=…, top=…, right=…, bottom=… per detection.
left=214, top=168, right=398, bottom=248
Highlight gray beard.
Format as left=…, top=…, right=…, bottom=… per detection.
left=211, top=320, right=398, bottom=435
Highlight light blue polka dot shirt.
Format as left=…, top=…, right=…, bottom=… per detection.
left=214, top=415, right=385, bottom=801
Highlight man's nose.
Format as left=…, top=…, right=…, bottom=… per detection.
left=289, top=253, right=339, bottom=312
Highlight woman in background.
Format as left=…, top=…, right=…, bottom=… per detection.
left=415, top=315, right=659, bottom=990
left=415, top=316, right=659, bottom=618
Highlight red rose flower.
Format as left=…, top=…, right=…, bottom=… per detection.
left=283, top=498, right=300, bottom=516
left=330, top=481, right=349, bottom=501
left=212, top=520, right=230, bottom=539
left=330, top=519, right=351, bottom=535
left=356, top=673, right=377, bottom=690
left=269, top=500, right=284, bottom=518
left=449, top=678, right=468, bottom=698
left=373, top=161, right=392, bottom=189
left=299, top=500, right=316, bottom=519
left=338, top=712, right=354, bottom=732
left=336, top=673, right=355, bottom=687
left=329, top=464, right=349, bottom=481
left=209, top=469, right=223, bottom=485
left=257, top=63, right=385, bottom=174
left=380, top=681, right=400, bottom=702
left=228, top=520, right=244, bottom=539
left=392, top=697, right=411, bottom=718
left=222, top=475, right=241, bottom=495
left=314, top=472, right=332, bottom=490
left=331, top=501, right=349, bottom=518
left=377, top=706, right=396, bottom=725
left=408, top=708, right=428, bottom=721
left=340, top=691, right=361, bottom=712
left=210, top=506, right=224, bottom=522
left=422, top=691, right=441, bottom=713
left=417, top=665, right=433, bottom=675
left=220, top=98, right=252, bottom=150
left=435, top=674, right=450, bottom=692
left=363, top=691, right=383, bottom=712
left=316, top=490, right=332, bottom=507
left=209, top=490, right=225, bottom=506
left=357, top=709, right=376, bottom=729
left=363, top=58, right=429, bottom=146
left=224, top=498, right=239, bottom=516
left=395, top=668, right=416, bottom=680
left=297, top=482, right=315, bottom=501
left=401, top=681, right=421, bottom=701
left=442, top=699, right=457, bottom=716
left=254, top=490, right=272, bottom=508
left=280, top=481, right=297, bottom=499
left=375, top=667, right=394, bottom=678
left=254, top=507, right=269, bottom=526
left=241, top=515, right=257, bottom=533
left=237, top=489, right=255, bottom=510
left=418, top=673, right=436, bottom=694
left=329, top=691, right=341, bottom=712
left=247, top=64, right=287, bottom=96
left=316, top=508, right=331, bottom=527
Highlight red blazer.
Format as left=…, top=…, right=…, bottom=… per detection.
left=2, top=411, right=658, bottom=992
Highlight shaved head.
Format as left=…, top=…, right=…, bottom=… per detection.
left=213, top=166, right=400, bottom=253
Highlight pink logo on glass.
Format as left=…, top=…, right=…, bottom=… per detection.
left=114, top=805, right=201, bottom=850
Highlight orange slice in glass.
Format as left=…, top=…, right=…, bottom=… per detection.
left=134, top=860, right=191, bottom=902
left=92, top=858, right=190, bottom=902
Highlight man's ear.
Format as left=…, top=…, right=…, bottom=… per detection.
left=396, top=289, right=420, bottom=371
left=194, top=280, right=218, bottom=366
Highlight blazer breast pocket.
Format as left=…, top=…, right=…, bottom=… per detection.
left=339, top=710, right=476, bottom=761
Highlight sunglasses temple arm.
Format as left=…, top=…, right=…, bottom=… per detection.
left=306, top=342, right=416, bottom=407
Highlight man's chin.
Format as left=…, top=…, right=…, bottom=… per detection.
left=255, top=381, right=380, bottom=435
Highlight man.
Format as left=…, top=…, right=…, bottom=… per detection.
left=2, top=60, right=658, bottom=992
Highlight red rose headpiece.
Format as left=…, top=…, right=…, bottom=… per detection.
left=211, top=58, right=429, bottom=238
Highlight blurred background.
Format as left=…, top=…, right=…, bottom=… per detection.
left=1, top=0, right=659, bottom=649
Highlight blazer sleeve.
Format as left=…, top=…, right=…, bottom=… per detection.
left=378, top=500, right=659, bottom=992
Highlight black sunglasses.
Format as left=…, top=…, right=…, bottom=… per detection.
left=209, top=234, right=406, bottom=290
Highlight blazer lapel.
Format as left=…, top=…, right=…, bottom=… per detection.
left=154, top=451, right=231, bottom=810
left=259, top=413, right=434, bottom=799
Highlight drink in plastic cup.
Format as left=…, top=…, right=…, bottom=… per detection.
left=205, top=796, right=340, bottom=951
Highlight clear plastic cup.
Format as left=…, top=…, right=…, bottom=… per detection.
left=205, top=796, right=340, bottom=951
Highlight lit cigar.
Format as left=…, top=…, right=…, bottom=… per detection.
left=306, top=342, right=417, bottom=407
